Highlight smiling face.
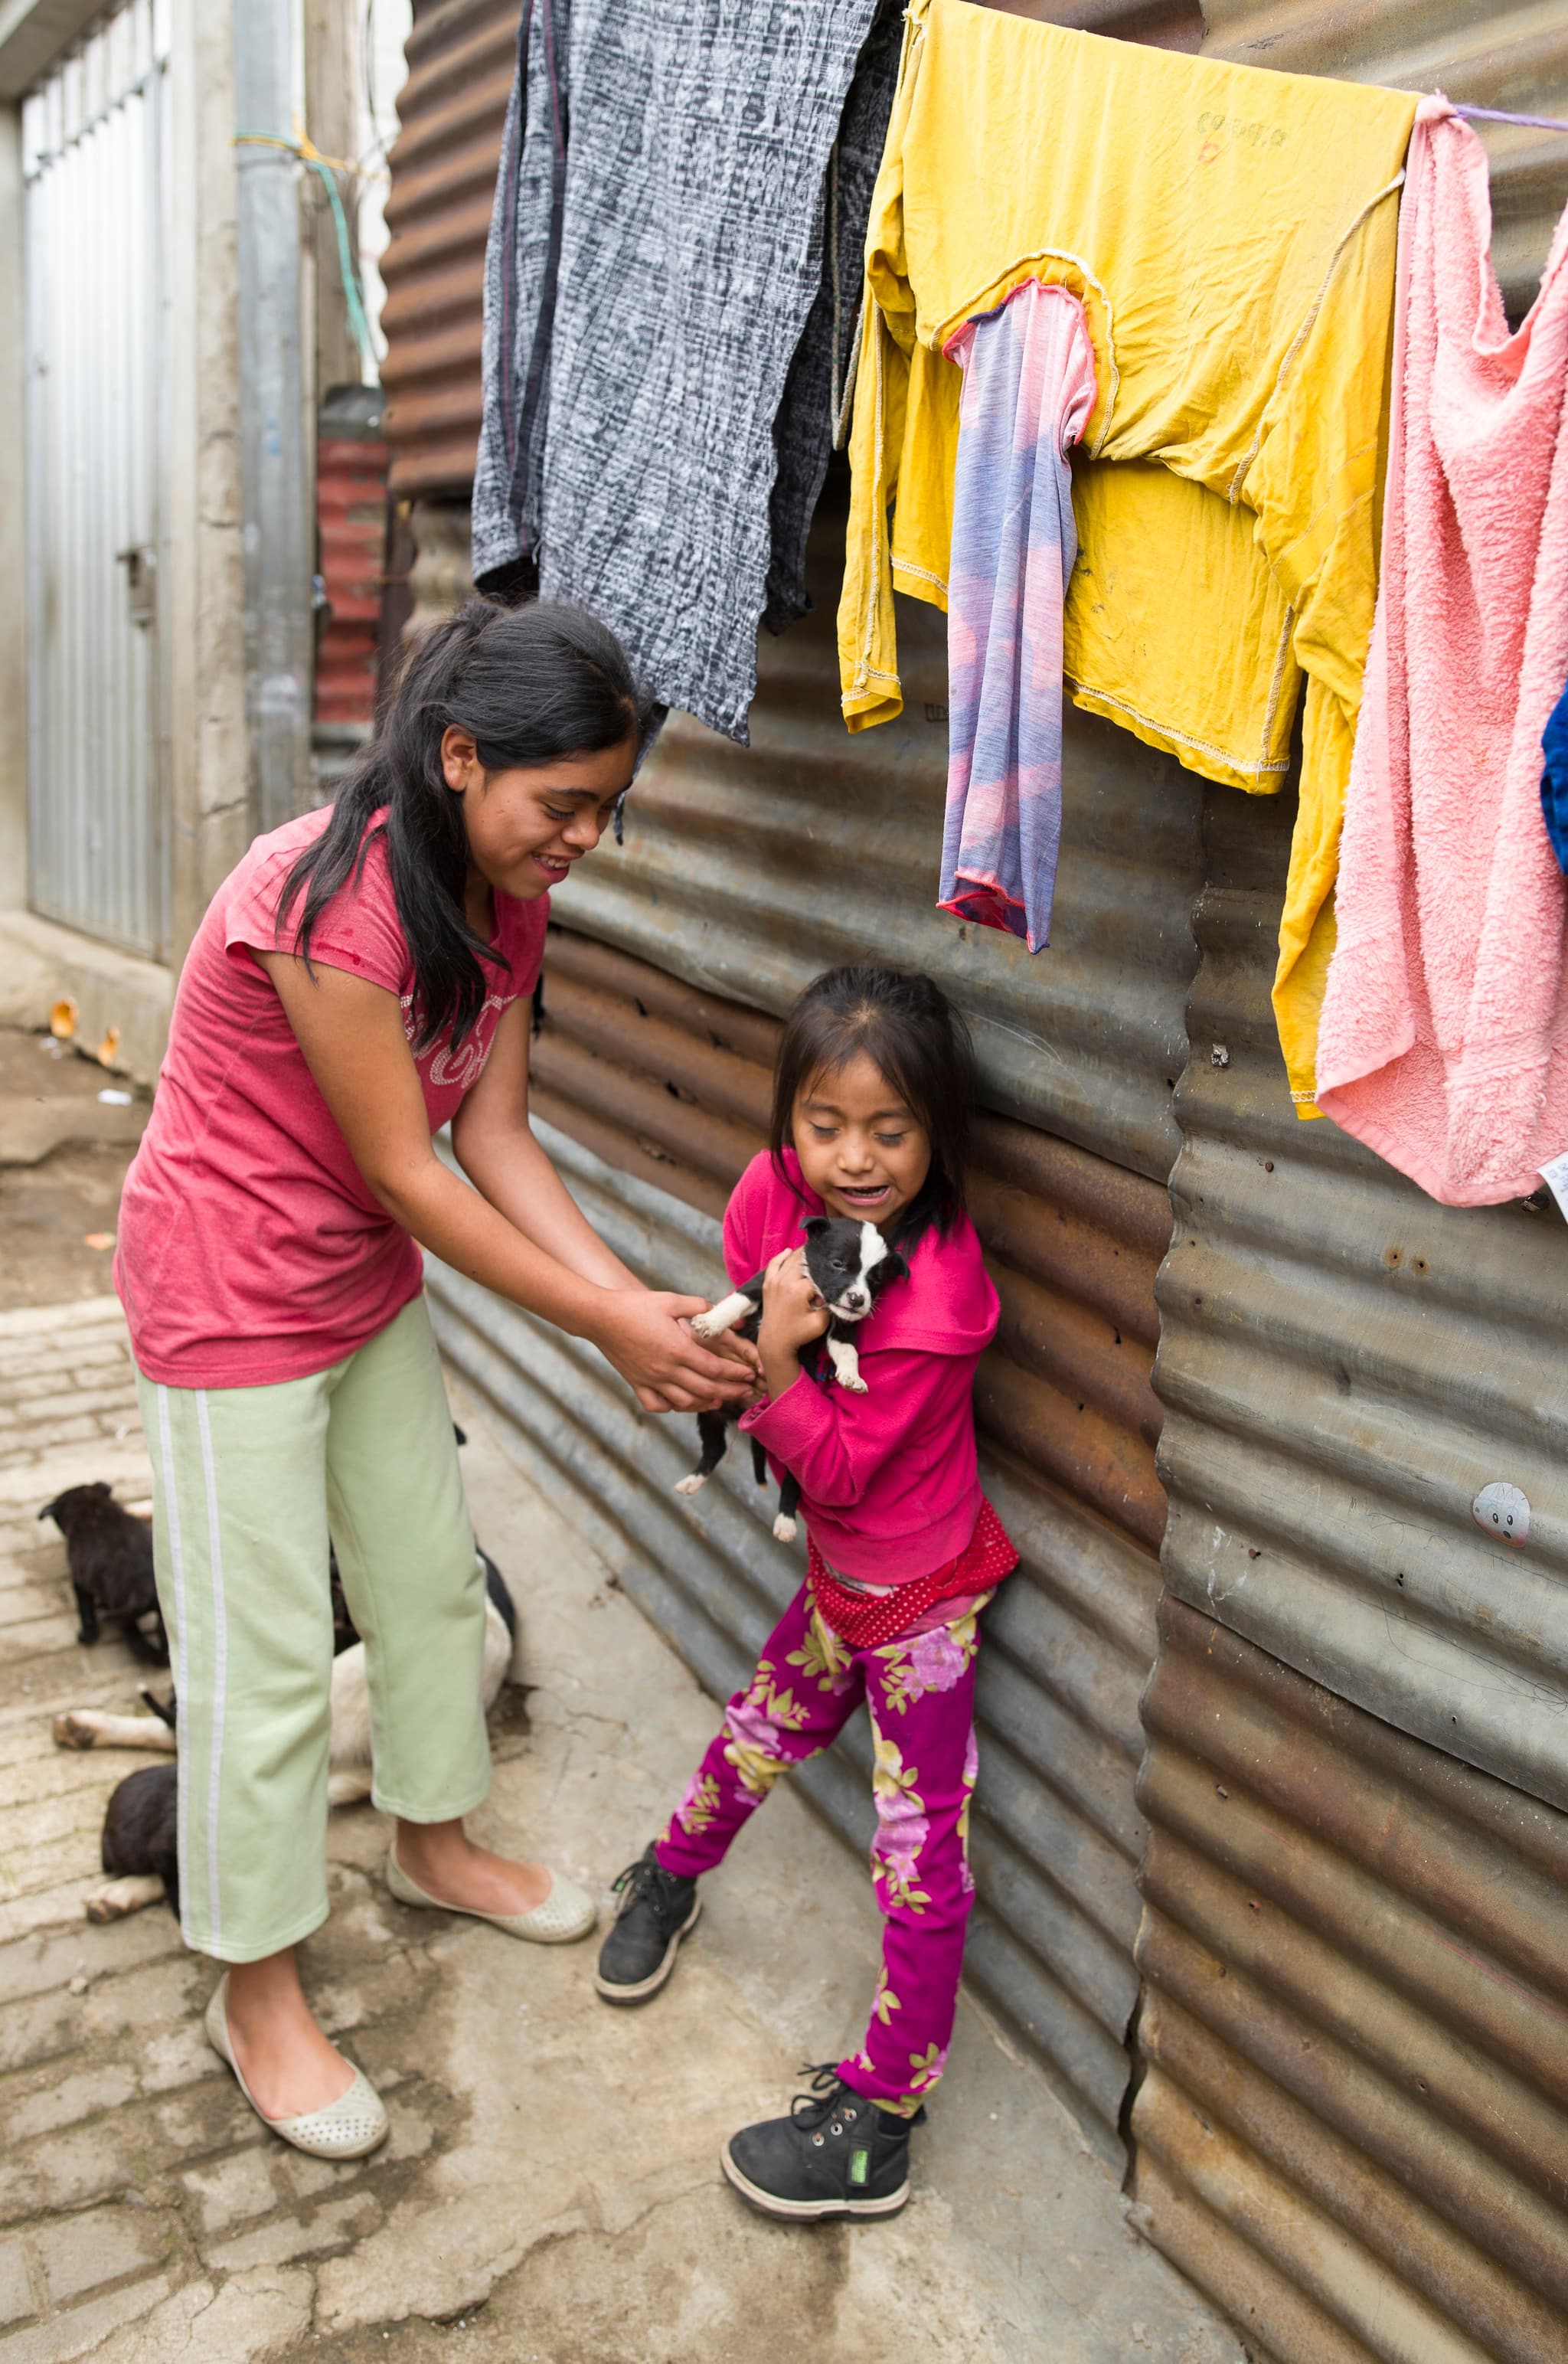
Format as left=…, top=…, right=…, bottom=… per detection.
left=791, top=1049, right=932, bottom=1229
left=440, top=725, right=638, bottom=910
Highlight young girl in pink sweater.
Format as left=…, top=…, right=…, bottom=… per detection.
left=594, top=966, right=1017, bottom=2221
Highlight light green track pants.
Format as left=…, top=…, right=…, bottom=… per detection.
left=135, top=1294, right=489, bottom=1962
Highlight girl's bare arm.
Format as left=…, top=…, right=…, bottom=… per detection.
left=449, top=996, right=639, bottom=1290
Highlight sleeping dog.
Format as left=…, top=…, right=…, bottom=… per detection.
left=60, top=1550, right=517, bottom=1923
left=673, top=1215, right=906, bottom=1543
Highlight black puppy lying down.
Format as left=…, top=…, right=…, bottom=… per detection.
left=673, top=1215, right=906, bottom=1544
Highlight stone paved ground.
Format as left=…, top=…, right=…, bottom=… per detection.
left=0, top=1296, right=1246, bottom=2364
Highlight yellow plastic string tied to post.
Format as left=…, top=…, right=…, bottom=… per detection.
left=234, top=126, right=377, bottom=376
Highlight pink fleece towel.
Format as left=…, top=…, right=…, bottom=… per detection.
left=1315, top=100, right=1568, bottom=1206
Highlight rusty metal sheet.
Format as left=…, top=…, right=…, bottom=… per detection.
left=315, top=394, right=389, bottom=731
left=561, top=507, right=1206, bottom=1185
left=378, top=0, right=517, bottom=497
left=1132, top=1595, right=1568, bottom=2364
left=430, top=1098, right=1163, bottom=2159
left=1155, top=781, right=1568, bottom=1817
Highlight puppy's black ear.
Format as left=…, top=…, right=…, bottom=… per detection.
left=876, top=1250, right=910, bottom=1286
left=802, top=1216, right=831, bottom=1239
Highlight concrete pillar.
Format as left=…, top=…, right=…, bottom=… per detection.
left=165, top=0, right=249, bottom=966
left=0, top=103, right=25, bottom=911
left=232, top=0, right=313, bottom=840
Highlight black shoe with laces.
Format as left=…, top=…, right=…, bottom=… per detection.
left=721, top=2065, right=926, bottom=2221
left=593, top=1843, right=701, bottom=2004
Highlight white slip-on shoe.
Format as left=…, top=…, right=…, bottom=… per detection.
left=204, top=1974, right=388, bottom=2160
left=384, top=1845, right=597, bottom=1944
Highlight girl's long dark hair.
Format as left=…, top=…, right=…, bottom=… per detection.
left=277, top=599, right=651, bottom=1050
left=769, top=966, right=973, bottom=1248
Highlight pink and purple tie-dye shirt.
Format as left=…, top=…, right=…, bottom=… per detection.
left=939, top=280, right=1096, bottom=953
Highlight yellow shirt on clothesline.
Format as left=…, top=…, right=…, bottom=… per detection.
left=837, top=0, right=1416, bottom=1110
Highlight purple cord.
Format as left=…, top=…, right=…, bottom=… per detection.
left=1454, top=103, right=1568, bottom=134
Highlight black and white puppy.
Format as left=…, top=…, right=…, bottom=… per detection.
left=40, top=1483, right=168, bottom=1666
left=673, top=1215, right=906, bottom=1544
left=64, top=1551, right=518, bottom=1923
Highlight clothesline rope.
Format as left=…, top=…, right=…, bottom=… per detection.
left=1453, top=104, right=1568, bottom=134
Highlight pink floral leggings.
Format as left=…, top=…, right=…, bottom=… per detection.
left=655, top=1581, right=985, bottom=2113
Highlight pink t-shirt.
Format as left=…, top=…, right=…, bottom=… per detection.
left=116, top=808, right=548, bottom=1388
left=729, top=1149, right=999, bottom=1584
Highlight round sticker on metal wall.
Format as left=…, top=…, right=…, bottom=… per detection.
left=1472, top=1481, right=1530, bottom=1548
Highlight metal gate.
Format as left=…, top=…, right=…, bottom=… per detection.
left=22, top=0, right=169, bottom=957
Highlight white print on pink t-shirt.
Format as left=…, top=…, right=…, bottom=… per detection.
left=399, top=990, right=512, bottom=1093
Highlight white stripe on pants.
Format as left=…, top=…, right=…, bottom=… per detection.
left=136, top=1295, right=489, bottom=1961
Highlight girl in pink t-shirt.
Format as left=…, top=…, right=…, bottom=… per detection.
left=116, top=601, right=753, bottom=2161
left=593, top=967, right=1018, bottom=2222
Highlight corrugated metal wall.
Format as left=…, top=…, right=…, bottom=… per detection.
left=315, top=390, right=390, bottom=733
left=22, top=0, right=170, bottom=958
left=562, top=576, right=1204, bottom=1185
left=1157, top=781, right=1568, bottom=1817
left=1131, top=1597, right=1568, bottom=2364
left=385, top=0, right=1568, bottom=2343
left=1135, top=5, right=1568, bottom=2346
left=378, top=0, right=515, bottom=496
left=434, top=912, right=1176, bottom=2156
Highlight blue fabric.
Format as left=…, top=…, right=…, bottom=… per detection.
left=1543, top=674, right=1568, bottom=873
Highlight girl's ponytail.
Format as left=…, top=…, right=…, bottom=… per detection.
left=276, top=599, right=651, bottom=1050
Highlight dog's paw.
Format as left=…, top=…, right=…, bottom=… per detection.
left=673, top=1474, right=707, bottom=1497
left=773, top=1513, right=799, bottom=1543
left=84, top=1875, right=165, bottom=1922
left=836, top=1373, right=869, bottom=1395
left=54, top=1712, right=103, bottom=1751
left=689, top=1314, right=720, bottom=1342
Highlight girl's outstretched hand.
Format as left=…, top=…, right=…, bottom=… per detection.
left=757, top=1247, right=831, bottom=1402
left=590, top=1289, right=761, bottom=1415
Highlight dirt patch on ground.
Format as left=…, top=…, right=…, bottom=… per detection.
left=0, top=1029, right=149, bottom=1312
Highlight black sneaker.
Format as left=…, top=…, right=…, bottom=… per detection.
left=721, top=2065, right=925, bottom=2221
left=593, top=1844, right=701, bottom=2004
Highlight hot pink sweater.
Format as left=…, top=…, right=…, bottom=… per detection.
left=729, top=1151, right=999, bottom=1584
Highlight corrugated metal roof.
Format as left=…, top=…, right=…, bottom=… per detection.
left=515, top=924, right=1170, bottom=2151
left=1132, top=1597, right=1568, bottom=2364
left=562, top=516, right=1206, bottom=1187
left=378, top=0, right=515, bottom=496
left=1156, top=779, right=1568, bottom=1816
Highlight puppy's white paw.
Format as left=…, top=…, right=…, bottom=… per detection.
left=85, top=1875, right=165, bottom=1922
left=837, top=1373, right=869, bottom=1395
left=689, top=1315, right=720, bottom=1342
left=54, top=1712, right=104, bottom=1751
left=773, top=1514, right=798, bottom=1543
left=673, top=1474, right=707, bottom=1497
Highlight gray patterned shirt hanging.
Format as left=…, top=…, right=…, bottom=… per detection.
left=472, top=0, right=899, bottom=745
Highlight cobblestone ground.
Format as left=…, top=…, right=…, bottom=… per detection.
left=0, top=1297, right=1246, bottom=2364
